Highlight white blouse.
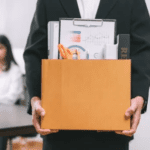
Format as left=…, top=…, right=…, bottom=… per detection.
left=0, top=61, right=23, bottom=105
left=77, top=0, right=101, bottom=19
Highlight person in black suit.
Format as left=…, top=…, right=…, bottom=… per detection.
left=23, top=0, right=150, bottom=149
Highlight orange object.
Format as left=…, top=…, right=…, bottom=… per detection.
left=41, top=59, right=131, bottom=131
left=58, top=44, right=80, bottom=59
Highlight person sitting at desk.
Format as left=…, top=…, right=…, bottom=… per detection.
left=0, top=35, right=23, bottom=105
left=0, top=35, right=23, bottom=150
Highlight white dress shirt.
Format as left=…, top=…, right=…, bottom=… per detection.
left=77, top=0, right=101, bottom=19
left=0, top=61, right=23, bottom=105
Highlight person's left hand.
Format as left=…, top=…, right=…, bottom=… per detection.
left=115, top=96, right=144, bottom=137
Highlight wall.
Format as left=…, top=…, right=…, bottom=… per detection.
left=145, top=0, right=150, bottom=13
left=0, top=0, right=37, bottom=48
left=0, top=0, right=37, bottom=74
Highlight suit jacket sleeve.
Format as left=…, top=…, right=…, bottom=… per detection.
left=23, top=0, right=47, bottom=115
left=130, top=0, right=150, bottom=114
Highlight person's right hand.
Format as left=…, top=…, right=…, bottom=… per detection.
left=31, top=96, right=59, bottom=135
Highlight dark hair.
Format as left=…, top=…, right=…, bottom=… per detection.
left=0, top=35, right=18, bottom=71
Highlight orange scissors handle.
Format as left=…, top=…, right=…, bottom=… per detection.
left=58, top=44, right=80, bottom=60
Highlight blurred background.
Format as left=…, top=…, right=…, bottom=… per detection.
left=0, top=0, right=150, bottom=150
left=0, top=0, right=37, bottom=74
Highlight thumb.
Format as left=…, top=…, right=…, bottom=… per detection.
left=125, top=105, right=136, bottom=120
left=36, top=106, right=45, bottom=117
left=40, top=108, right=46, bottom=121
left=125, top=98, right=138, bottom=119
left=41, top=109, right=45, bottom=117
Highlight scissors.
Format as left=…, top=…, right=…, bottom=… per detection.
left=58, top=44, right=80, bottom=59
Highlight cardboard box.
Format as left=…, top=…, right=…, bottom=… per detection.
left=41, top=59, right=131, bottom=131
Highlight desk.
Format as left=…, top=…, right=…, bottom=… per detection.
left=0, top=105, right=36, bottom=137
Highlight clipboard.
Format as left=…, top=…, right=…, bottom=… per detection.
left=59, top=18, right=117, bottom=59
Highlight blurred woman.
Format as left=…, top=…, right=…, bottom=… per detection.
left=0, top=35, right=23, bottom=105
left=0, top=35, right=23, bottom=150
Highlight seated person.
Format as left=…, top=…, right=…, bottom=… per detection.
left=0, top=35, right=23, bottom=150
left=0, top=35, right=23, bottom=105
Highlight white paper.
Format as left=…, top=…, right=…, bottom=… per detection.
left=60, top=19, right=116, bottom=59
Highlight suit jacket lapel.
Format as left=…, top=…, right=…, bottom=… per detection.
left=59, top=0, right=118, bottom=19
left=96, top=0, right=118, bottom=19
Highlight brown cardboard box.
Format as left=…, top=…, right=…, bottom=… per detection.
left=41, top=59, right=131, bottom=131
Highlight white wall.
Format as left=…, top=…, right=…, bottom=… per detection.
left=145, top=0, right=150, bottom=14
left=0, top=0, right=37, bottom=74
left=0, top=0, right=37, bottom=48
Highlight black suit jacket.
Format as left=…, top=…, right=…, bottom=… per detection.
left=23, top=0, right=150, bottom=142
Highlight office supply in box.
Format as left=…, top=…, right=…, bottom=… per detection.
left=103, top=34, right=130, bottom=59
left=59, top=18, right=116, bottom=59
left=41, top=59, right=131, bottom=131
left=117, top=34, right=130, bottom=59
left=48, top=21, right=59, bottom=59
left=103, top=43, right=118, bottom=59
left=58, top=44, right=81, bottom=59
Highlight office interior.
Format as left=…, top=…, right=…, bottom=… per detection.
left=0, top=0, right=150, bottom=150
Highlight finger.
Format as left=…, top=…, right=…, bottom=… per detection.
left=32, top=112, right=43, bottom=134
left=115, top=128, right=135, bottom=137
left=117, top=111, right=141, bottom=137
left=125, top=104, right=137, bottom=120
left=115, top=131, right=123, bottom=135
left=115, top=130, right=132, bottom=137
left=38, top=130, right=51, bottom=136
left=115, top=127, right=135, bottom=137
left=39, top=129, right=59, bottom=136
left=38, top=129, right=54, bottom=135
left=32, top=103, right=54, bottom=135
left=50, top=129, right=59, bottom=132
left=115, top=129, right=132, bottom=136
left=34, top=115, right=51, bottom=135
left=130, top=109, right=141, bottom=133
left=32, top=108, right=47, bottom=134
left=36, top=105, right=45, bottom=117
left=121, top=129, right=135, bottom=137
